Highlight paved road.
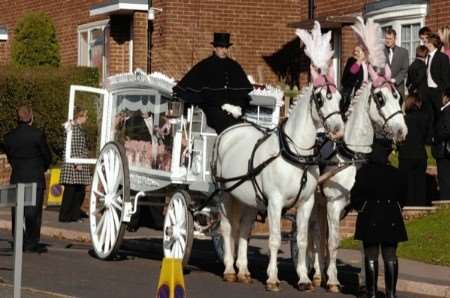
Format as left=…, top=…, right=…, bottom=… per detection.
left=0, top=230, right=433, bottom=298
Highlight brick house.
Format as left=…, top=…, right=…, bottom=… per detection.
left=0, top=0, right=446, bottom=87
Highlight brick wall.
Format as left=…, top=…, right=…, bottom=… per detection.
left=0, top=0, right=106, bottom=66
left=132, top=12, right=148, bottom=73
left=108, top=15, right=132, bottom=76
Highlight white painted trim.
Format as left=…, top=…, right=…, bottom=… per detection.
left=129, top=21, right=133, bottom=73
left=90, top=3, right=148, bottom=16
left=78, top=19, right=109, bottom=31
left=65, top=85, right=109, bottom=165
left=366, top=4, right=427, bottom=23
left=0, top=33, right=7, bottom=40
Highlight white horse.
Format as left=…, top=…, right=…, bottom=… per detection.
left=215, top=56, right=344, bottom=290
left=307, top=64, right=408, bottom=292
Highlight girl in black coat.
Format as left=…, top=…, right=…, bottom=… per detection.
left=351, top=141, right=408, bottom=298
left=432, top=87, right=450, bottom=200
left=398, top=94, right=432, bottom=206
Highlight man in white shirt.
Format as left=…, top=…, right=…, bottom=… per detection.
left=384, top=28, right=409, bottom=100
left=424, top=32, right=450, bottom=125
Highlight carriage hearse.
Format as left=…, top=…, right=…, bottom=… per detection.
left=64, top=69, right=284, bottom=265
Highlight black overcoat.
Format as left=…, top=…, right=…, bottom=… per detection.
left=173, top=54, right=253, bottom=133
left=3, top=123, right=52, bottom=187
left=350, top=162, right=408, bottom=243
left=432, top=103, right=450, bottom=159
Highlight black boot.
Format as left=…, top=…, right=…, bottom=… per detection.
left=384, top=260, right=398, bottom=298
left=364, top=259, right=378, bottom=298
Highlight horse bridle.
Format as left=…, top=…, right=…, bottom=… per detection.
left=370, top=79, right=403, bottom=131
left=311, top=79, right=341, bottom=124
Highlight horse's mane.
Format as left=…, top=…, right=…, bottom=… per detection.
left=289, top=85, right=313, bottom=116
left=345, top=82, right=370, bottom=118
left=351, top=17, right=386, bottom=69
left=296, top=21, right=334, bottom=73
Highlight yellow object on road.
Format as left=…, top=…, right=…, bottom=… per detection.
left=47, top=168, right=63, bottom=206
left=156, top=258, right=186, bottom=298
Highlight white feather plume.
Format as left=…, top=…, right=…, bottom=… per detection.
left=296, top=21, right=334, bottom=73
left=351, top=17, right=386, bottom=69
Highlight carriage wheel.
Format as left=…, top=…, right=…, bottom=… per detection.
left=90, top=142, right=130, bottom=260
left=163, top=190, right=193, bottom=266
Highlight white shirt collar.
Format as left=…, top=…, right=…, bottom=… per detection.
left=429, top=48, right=438, bottom=58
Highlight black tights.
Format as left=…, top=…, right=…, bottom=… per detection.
left=363, top=242, right=397, bottom=261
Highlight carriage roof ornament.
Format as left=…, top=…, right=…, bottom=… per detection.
left=104, top=69, right=176, bottom=94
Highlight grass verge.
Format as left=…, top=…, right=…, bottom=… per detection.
left=340, top=208, right=450, bottom=266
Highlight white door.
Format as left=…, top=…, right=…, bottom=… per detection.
left=65, top=85, right=109, bottom=165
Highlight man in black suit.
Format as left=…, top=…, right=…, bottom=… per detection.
left=3, top=105, right=52, bottom=253
left=424, top=32, right=450, bottom=125
left=384, top=28, right=410, bottom=100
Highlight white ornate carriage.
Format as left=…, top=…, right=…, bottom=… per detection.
left=64, top=69, right=283, bottom=264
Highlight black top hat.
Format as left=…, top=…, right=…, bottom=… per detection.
left=211, top=32, right=233, bottom=48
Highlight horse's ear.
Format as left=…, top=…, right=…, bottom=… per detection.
left=368, top=64, right=379, bottom=82
left=384, top=64, right=392, bottom=80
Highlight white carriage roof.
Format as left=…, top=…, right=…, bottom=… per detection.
left=104, top=69, right=176, bottom=95
left=249, top=86, right=284, bottom=108
left=90, top=0, right=148, bottom=16
left=0, top=26, right=7, bottom=41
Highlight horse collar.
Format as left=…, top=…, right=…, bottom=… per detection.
left=278, top=121, right=319, bottom=167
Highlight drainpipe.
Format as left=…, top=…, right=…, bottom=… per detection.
left=308, top=0, right=315, bottom=20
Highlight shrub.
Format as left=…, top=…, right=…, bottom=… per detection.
left=0, top=65, right=99, bottom=163
left=11, top=11, right=60, bottom=67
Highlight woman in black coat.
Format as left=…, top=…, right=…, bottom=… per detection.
left=432, top=87, right=450, bottom=200
left=351, top=141, right=408, bottom=298
left=340, top=45, right=367, bottom=115
left=398, top=94, right=432, bottom=206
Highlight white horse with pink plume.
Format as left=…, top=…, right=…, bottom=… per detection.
left=303, top=17, right=408, bottom=292
left=214, top=21, right=344, bottom=291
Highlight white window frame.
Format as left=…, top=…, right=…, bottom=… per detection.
left=77, top=19, right=109, bottom=79
left=366, top=3, right=427, bottom=48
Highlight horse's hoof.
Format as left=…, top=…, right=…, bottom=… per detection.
left=327, top=284, right=341, bottom=293
left=265, top=282, right=281, bottom=292
left=297, top=282, right=314, bottom=292
left=237, top=274, right=252, bottom=284
left=223, top=273, right=237, bottom=282
left=312, top=276, right=322, bottom=287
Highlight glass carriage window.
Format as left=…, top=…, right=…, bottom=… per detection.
left=112, top=91, right=173, bottom=172
left=69, top=90, right=105, bottom=161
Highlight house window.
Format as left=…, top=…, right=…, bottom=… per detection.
left=401, top=23, right=421, bottom=63
left=365, top=2, right=427, bottom=62
left=78, top=20, right=109, bottom=80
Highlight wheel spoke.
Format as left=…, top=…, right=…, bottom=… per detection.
left=109, top=211, right=116, bottom=249
left=103, top=151, right=112, bottom=191
left=111, top=198, right=122, bottom=211
left=104, top=212, right=111, bottom=253
left=168, top=208, right=176, bottom=225
left=99, top=214, right=107, bottom=247
left=96, top=166, right=109, bottom=194
left=111, top=206, right=120, bottom=233
left=95, top=212, right=106, bottom=235
left=93, top=189, right=105, bottom=198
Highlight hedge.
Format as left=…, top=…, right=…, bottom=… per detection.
left=0, top=65, right=99, bottom=163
